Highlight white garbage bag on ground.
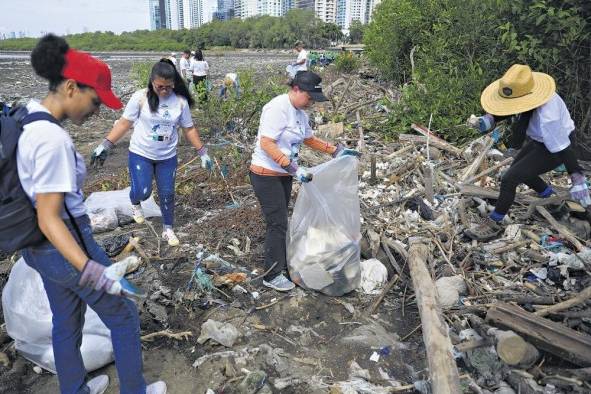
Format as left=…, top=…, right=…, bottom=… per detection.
left=85, top=187, right=162, bottom=232
left=288, top=156, right=361, bottom=296
left=2, top=258, right=114, bottom=373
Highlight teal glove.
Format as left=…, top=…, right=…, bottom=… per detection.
left=90, top=139, right=114, bottom=167
left=79, top=259, right=146, bottom=300
left=282, top=161, right=313, bottom=183
left=333, top=143, right=361, bottom=158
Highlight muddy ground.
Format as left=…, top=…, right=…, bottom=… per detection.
left=0, top=51, right=425, bottom=393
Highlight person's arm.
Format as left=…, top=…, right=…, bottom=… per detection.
left=303, top=136, right=337, bottom=155
left=183, top=126, right=205, bottom=150
left=260, top=136, right=290, bottom=167
left=105, top=118, right=133, bottom=145
left=36, top=192, right=88, bottom=271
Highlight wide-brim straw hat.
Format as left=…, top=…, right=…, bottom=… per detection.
left=480, top=64, right=555, bottom=116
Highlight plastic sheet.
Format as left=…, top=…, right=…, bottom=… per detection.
left=288, top=156, right=361, bottom=296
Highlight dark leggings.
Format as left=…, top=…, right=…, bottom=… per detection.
left=249, top=172, right=293, bottom=280
left=495, top=136, right=580, bottom=214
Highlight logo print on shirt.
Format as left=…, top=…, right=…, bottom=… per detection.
left=163, top=110, right=171, bottom=119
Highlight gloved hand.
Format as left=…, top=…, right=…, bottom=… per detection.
left=467, top=114, right=495, bottom=133
left=282, top=161, right=313, bottom=183
left=333, top=143, right=361, bottom=158
left=79, top=259, right=146, bottom=299
left=90, top=139, right=115, bottom=167
left=570, top=173, right=591, bottom=207
left=197, top=146, right=213, bottom=171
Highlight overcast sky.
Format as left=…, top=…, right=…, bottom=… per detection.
left=0, top=0, right=150, bottom=37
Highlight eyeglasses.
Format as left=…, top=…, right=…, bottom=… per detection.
left=153, top=82, right=174, bottom=91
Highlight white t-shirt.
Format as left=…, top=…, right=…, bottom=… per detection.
left=295, top=49, right=308, bottom=72
left=17, top=100, right=87, bottom=218
left=190, top=60, right=209, bottom=77
left=180, top=57, right=191, bottom=79
left=251, top=94, right=313, bottom=173
left=526, top=93, right=575, bottom=153
left=123, top=90, right=194, bottom=160
left=167, top=56, right=178, bottom=69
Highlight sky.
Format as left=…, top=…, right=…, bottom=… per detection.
left=0, top=0, right=151, bottom=37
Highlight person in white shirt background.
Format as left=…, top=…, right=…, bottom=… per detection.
left=286, top=41, right=308, bottom=79
left=17, top=33, right=166, bottom=394
left=167, top=52, right=178, bottom=70
left=190, top=49, right=209, bottom=101
left=179, top=49, right=192, bottom=88
left=91, top=58, right=212, bottom=247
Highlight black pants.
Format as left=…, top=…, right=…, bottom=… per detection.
left=250, top=172, right=293, bottom=280
left=193, top=75, right=206, bottom=88
left=496, top=139, right=564, bottom=214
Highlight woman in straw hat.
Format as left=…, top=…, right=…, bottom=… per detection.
left=465, top=64, right=590, bottom=241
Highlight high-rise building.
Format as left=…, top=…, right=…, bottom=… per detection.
left=258, top=0, right=283, bottom=17
left=315, top=0, right=336, bottom=24
left=294, top=0, right=314, bottom=11
left=213, top=0, right=235, bottom=20
left=235, top=0, right=258, bottom=18
left=151, top=0, right=205, bottom=30
left=149, top=0, right=174, bottom=29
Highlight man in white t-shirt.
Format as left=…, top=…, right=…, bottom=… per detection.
left=167, top=53, right=178, bottom=69
left=179, top=50, right=192, bottom=87
left=286, top=41, right=308, bottom=78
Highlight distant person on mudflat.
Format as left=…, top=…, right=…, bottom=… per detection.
left=219, top=72, right=240, bottom=99
left=179, top=50, right=192, bottom=88
left=190, top=49, right=209, bottom=100
left=287, top=41, right=308, bottom=78
left=91, top=58, right=212, bottom=247
left=16, top=34, right=166, bottom=394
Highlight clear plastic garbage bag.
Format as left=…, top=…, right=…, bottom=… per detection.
left=1, top=258, right=114, bottom=373
left=287, top=156, right=361, bottom=296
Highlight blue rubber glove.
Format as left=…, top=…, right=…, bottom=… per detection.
left=467, top=114, right=495, bottom=133
left=90, top=139, right=114, bottom=167
left=490, top=127, right=502, bottom=143
left=332, top=143, right=361, bottom=158
left=197, top=146, right=213, bottom=171
left=570, top=173, right=591, bottom=207
left=282, top=161, right=313, bottom=183
left=79, top=259, right=146, bottom=299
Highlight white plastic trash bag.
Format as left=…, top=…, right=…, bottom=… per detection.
left=85, top=187, right=162, bottom=232
left=2, top=258, right=114, bottom=373
left=288, top=156, right=361, bottom=296
left=286, top=64, right=297, bottom=78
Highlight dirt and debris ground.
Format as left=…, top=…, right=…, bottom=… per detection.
left=0, top=52, right=425, bottom=393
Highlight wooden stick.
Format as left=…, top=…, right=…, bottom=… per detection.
left=535, top=286, right=591, bottom=317
left=141, top=329, right=193, bottom=342
left=399, top=134, right=463, bottom=157
left=407, top=238, right=461, bottom=394
left=460, top=184, right=538, bottom=204
left=462, top=157, right=513, bottom=185
left=356, top=110, right=365, bottom=152
left=490, top=240, right=530, bottom=254
left=367, top=274, right=400, bottom=315
left=411, top=123, right=462, bottom=156
left=381, top=236, right=406, bottom=278
left=460, top=136, right=494, bottom=182
left=536, top=206, right=585, bottom=251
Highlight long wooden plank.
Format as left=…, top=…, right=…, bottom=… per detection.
left=486, top=302, right=591, bottom=366
left=536, top=206, right=585, bottom=251
left=459, top=184, right=538, bottom=204
left=460, top=136, right=494, bottom=182
left=408, top=238, right=461, bottom=394
left=411, top=123, right=463, bottom=157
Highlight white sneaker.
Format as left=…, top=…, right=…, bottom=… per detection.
left=263, top=274, right=295, bottom=292
left=147, top=381, right=167, bottom=394
left=87, top=375, right=109, bottom=394
left=132, top=204, right=145, bottom=224
left=162, top=228, right=180, bottom=246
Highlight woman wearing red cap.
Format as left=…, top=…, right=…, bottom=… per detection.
left=17, top=35, right=166, bottom=394
left=91, top=58, right=211, bottom=247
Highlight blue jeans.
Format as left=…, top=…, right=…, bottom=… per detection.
left=22, top=215, right=146, bottom=394
left=128, top=151, right=177, bottom=226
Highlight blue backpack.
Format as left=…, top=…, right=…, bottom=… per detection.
left=0, top=103, right=61, bottom=253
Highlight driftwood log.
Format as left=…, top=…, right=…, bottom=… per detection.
left=408, top=238, right=461, bottom=394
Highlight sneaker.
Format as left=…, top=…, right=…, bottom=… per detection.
left=147, top=381, right=167, bottom=394
left=263, top=274, right=295, bottom=292
left=162, top=228, right=180, bottom=246
left=132, top=204, right=145, bottom=224
left=87, top=375, right=109, bottom=394
left=464, top=217, right=503, bottom=241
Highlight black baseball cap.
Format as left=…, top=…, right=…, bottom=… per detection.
left=291, top=71, right=328, bottom=102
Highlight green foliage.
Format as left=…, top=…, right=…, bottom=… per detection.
left=364, top=0, right=591, bottom=144
left=0, top=10, right=343, bottom=51
left=194, top=69, right=287, bottom=137
left=348, top=21, right=366, bottom=44
left=130, top=62, right=152, bottom=89
left=334, top=52, right=360, bottom=74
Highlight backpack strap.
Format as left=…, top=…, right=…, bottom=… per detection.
left=21, top=112, right=61, bottom=127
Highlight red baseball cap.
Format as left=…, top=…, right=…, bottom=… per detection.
left=62, top=49, right=123, bottom=110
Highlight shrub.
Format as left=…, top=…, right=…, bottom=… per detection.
left=334, top=52, right=360, bottom=74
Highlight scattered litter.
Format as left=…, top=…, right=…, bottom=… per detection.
left=197, top=319, right=241, bottom=347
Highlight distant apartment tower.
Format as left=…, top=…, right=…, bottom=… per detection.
left=235, top=0, right=258, bottom=18
left=213, top=0, right=235, bottom=20
left=315, top=0, right=337, bottom=23
left=258, top=0, right=283, bottom=17
left=294, top=0, right=314, bottom=11
left=151, top=0, right=204, bottom=29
